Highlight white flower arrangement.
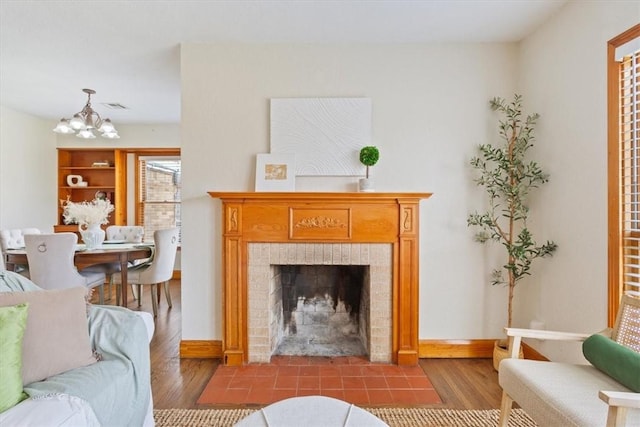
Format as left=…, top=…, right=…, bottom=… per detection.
left=61, top=198, right=114, bottom=226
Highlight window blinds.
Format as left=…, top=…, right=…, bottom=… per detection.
left=621, top=49, right=640, bottom=297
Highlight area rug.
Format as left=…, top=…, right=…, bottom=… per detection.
left=197, top=356, right=442, bottom=406
left=154, top=407, right=537, bottom=427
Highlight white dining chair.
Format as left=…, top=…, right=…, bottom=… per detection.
left=0, top=228, right=42, bottom=278
left=84, top=225, right=146, bottom=301
left=106, top=225, right=144, bottom=243
left=111, top=228, right=179, bottom=317
left=24, top=233, right=106, bottom=303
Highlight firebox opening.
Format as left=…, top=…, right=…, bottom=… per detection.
left=272, top=264, right=370, bottom=357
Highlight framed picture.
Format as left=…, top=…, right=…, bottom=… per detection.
left=270, top=97, right=372, bottom=176
left=255, top=153, right=296, bottom=192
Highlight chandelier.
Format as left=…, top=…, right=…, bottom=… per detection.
left=53, top=88, right=120, bottom=139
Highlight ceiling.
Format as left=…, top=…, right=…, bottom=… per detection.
left=0, top=0, right=566, bottom=125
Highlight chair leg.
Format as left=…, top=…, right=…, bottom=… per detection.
left=104, top=279, right=112, bottom=302
left=150, top=284, right=159, bottom=317
left=498, top=391, right=514, bottom=427
left=116, top=282, right=121, bottom=306
left=163, top=280, right=172, bottom=308
left=136, top=284, right=142, bottom=307
left=98, top=284, right=104, bottom=305
left=606, top=405, right=628, bottom=427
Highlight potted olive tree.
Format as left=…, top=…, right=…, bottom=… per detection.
left=467, top=94, right=557, bottom=369
left=358, top=146, right=379, bottom=192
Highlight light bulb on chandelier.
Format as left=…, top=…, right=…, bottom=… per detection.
left=53, top=89, right=120, bottom=139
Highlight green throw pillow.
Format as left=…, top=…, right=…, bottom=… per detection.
left=0, top=303, right=29, bottom=412
left=582, top=333, right=640, bottom=392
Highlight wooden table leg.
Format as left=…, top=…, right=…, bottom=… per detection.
left=120, top=254, right=129, bottom=307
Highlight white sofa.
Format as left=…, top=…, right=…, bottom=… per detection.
left=0, top=271, right=155, bottom=426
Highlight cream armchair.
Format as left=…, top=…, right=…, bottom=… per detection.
left=498, top=294, right=640, bottom=427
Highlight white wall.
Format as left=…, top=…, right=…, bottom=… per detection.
left=180, top=43, right=518, bottom=341
left=0, top=106, right=57, bottom=232
left=515, top=1, right=639, bottom=362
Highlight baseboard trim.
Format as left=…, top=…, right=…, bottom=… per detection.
left=179, top=339, right=550, bottom=360
left=180, top=340, right=222, bottom=358
left=419, top=339, right=496, bottom=358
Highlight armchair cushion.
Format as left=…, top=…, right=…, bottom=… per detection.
left=0, top=303, right=28, bottom=412
left=0, top=287, right=98, bottom=385
left=583, top=333, right=640, bottom=392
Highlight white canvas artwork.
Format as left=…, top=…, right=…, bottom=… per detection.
left=270, top=98, right=372, bottom=176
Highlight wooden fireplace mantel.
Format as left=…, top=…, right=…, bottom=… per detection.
left=208, top=191, right=432, bottom=366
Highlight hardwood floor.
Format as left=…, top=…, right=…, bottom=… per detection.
left=120, top=280, right=503, bottom=409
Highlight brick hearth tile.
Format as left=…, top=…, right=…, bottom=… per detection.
left=236, top=365, right=261, bottom=376
left=228, top=376, right=255, bottom=389
left=320, top=376, right=343, bottom=389
left=319, top=366, right=341, bottom=376
left=288, top=356, right=311, bottom=365
left=339, top=366, right=364, bottom=376
left=308, top=357, right=333, bottom=365
left=380, top=365, right=405, bottom=376
left=367, top=389, right=394, bottom=404
left=206, top=375, right=233, bottom=388
left=197, top=357, right=443, bottom=406
left=246, top=388, right=273, bottom=404
left=274, top=375, right=298, bottom=389
left=251, top=376, right=277, bottom=389
left=342, top=377, right=366, bottom=389
left=270, top=356, right=291, bottom=365
left=277, top=366, right=300, bottom=376
left=218, top=388, right=250, bottom=404
left=385, top=376, right=411, bottom=389
left=363, top=376, right=388, bottom=389
left=298, top=376, right=320, bottom=390
left=407, top=375, right=434, bottom=389
left=420, top=388, right=443, bottom=403
left=361, top=365, right=386, bottom=375
left=391, top=389, right=420, bottom=405
left=271, top=389, right=295, bottom=402
left=347, top=356, right=369, bottom=365
left=402, top=365, right=427, bottom=376
left=298, top=366, right=320, bottom=377
left=320, top=389, right=346, bottom=401
left=254, top=365, right=279, bottom=376
left=215, top=366, right=238, bottom=376
left=343, top=388, right=369, bottom=405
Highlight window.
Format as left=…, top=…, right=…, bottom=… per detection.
left=137, top=156, right=181, bottom=242
left=608, top=25, right=640, bottom=325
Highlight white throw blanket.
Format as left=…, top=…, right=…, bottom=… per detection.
left=0, top=271, right=152, bottom=427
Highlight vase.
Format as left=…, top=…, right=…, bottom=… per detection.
left=79, top=223, right=105, bottom=250
left=358, top=178, right=375, bottom=192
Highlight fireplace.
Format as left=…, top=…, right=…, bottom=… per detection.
left=248, top=244, right=392, bottom=363
left=208, top=192, right=431, bottom=366
left=274, top=264, right=368, bottom=358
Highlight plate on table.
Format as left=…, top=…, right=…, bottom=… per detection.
left=104, top=240, right=127, bottom=244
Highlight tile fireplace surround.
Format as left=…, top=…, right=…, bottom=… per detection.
left=208, top=192, right=432, bottom=366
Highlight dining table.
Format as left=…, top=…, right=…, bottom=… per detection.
left=3, top=242, right=153, bottom=308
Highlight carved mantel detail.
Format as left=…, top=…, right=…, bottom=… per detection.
left=208, top=192, right=432, bottom=366
left=295, top=216, right=346, bottom=229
